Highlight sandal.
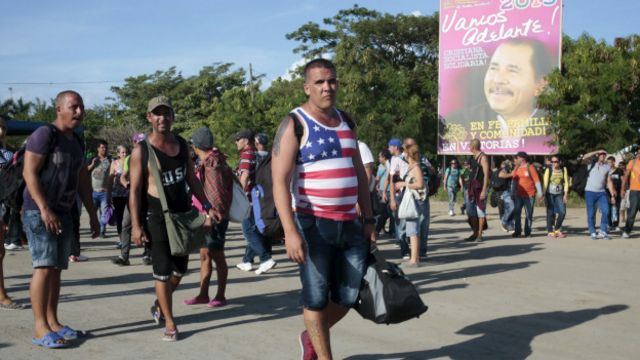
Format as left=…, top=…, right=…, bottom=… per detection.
left=0, top=301, right=25, bottom=310
left=183, top=296, right=209, bottom=305
left=207, top=298, right=228, bottom=308
left=32, top=332, right=67, bottom=348
left=162, top=328, right=179, bottom=342
left=56, top=325, right=86, bottom=340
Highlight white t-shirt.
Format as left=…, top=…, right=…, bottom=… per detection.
left=389, top=155, right=409, bottom=180
left=358, top=141, right=374, bottom=166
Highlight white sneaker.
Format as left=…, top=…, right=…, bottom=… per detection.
left=448, top=210, right=454, bottom=216
left=236, top=262, right=253, bottom=271
left=622, top=231, right=630, bottom=238
left=4, top=243, right=22, bottom=250
left=255, top=259, right=277, bottom=275
left=76, top=254, right=89, bottom=262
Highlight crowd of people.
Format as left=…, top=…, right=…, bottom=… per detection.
left=0, top=58, right=638, bottom=359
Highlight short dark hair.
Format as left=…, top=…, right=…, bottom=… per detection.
left=500, top=38, right=554, bottom=81
left=97, top=139, right=108, bottom=147
left=303, top=58, right=336, bottom=82
left=607, top=156, right=616, bottom=162
left=379, top=149, right=391, bottom=161
left=55, top=90, right=82, bottom=107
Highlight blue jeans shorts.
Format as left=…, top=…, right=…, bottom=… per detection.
left=295, top=212, right=369, bottom=310
left=23, top=210, right=73, bottom=269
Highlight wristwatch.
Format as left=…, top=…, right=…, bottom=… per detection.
left=202, top=201, right=213, bottom=211
left=363, top=217, right=376, bottom=225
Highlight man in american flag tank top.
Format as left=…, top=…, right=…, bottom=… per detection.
left=272, top=59, right=375, bottom=360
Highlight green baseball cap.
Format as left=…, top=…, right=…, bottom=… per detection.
left=147, top=96, right=173, bottom=113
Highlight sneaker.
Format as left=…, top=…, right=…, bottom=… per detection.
left=402, top=255, right=410, bottom=260
left=299, top=331, right=318, bottom=360
left=601, top=232, right=610, bottom=240
left=474, top=236, right=483, bottom=243
left=236, top=262, right=253, bottom=272
left=554, top=231, right=566, bottom=238
left=75, top=255, right=89, bottom=262
left=512, top=232, right=521, bottom=238
left=111, top=256, right=130, bottom=266
left=115, top=242, right=123, bottom=249
left=547, top=232, right=557, bottom=238
left=500, top=223, right=509, bottom=232
left=622, top=231, right=630, bottom=239
left=4, top=243, right=22, bottom=251
left=464, top=234, right=476, bottom=242
left=142, top=256, right=152, bottom=266
left=590, top=233, right=597, bottom=240
left=614, top=227, right=622, bottom=233
left=448, top=210, right=454, bottom=216
left=255, top=258, right=277, bottom=275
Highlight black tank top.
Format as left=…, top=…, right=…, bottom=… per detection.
left=470, top=152, right=485, bottom=184
left=143, top=136, right=191, bottom=214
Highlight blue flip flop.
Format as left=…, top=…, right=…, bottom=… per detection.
left=56, top=325, right=86, bottom=340
left=32, top=332, right=67, bottom=348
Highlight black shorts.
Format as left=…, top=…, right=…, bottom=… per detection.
left=146, top=196, right=189, bottom=281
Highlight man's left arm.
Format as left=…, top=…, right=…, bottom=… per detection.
left=480, top=155, right=490, bottom=200
left=78, top=166, right=100, bottom=238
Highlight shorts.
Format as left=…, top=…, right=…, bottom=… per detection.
left=202, top=219, right=229, bottom=252
left=146, top=198, right=189, bottom=281
left=22, top=210, right=73, bottom=269
left=294, top=212, right=369, bottom=310
left=466, top=198, right=486, bottom=218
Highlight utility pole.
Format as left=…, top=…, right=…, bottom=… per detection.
left=248, top=63, right=255, bottom=101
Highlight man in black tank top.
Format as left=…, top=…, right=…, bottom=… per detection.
left=128, top=96, right=220, bottom=342
left=467, top=139, right=490, bottom=242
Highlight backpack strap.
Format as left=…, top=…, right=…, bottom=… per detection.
left=289, top=112, right=304, bottom=144
left=337, top=109, right=356, bottom=130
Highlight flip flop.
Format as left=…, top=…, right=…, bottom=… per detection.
left=56, top=325, right=86, bottom=340
left=207, top=299, right=228, bottom=308
left=32, top=332, right=67, bottom=349
left=162, top=328, right=178, bottom=342
left=0, top=301, right=25, bottom=310
left=183, top=296, right=209, bottom=305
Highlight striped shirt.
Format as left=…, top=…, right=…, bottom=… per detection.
left=292, top=107, right=358, bottom=221
left=236, top=145, right=256, bottom=194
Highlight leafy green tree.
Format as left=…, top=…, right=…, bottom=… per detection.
left=538, top=34, right=640, bottom=157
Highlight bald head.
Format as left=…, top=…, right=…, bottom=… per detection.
left=470, top=138, right=481, bottom=151
left=55, top=90, right=83, bottom=107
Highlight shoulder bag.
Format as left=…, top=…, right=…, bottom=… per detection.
left=145, top=140, right=206, bottom=257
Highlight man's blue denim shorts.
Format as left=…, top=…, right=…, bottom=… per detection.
left=294, top=212, right=369, bottom=310
left=22, top=210, right=73, bottom=269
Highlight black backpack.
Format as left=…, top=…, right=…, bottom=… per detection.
left=421, top=159, right=440, bottom=197
left=571, top=161, right=596, bottom=198
left=251, top=110, right=356, bottom=240
left=490, top=168, right=508, bottom=191
left=0, top=124, right=81, bottom=214
left=355, top=247, right=428, bottom=324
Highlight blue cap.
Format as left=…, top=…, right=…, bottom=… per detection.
left=388, top=138, right=402, bottom=148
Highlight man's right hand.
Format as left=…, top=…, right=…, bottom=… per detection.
left=285, top=231, right=306, bottom=264
left=40, top=208, right=61, bottom=235
left=132, top=227, right=148, bottom=247
left=390, top=200, right=397, bottom=212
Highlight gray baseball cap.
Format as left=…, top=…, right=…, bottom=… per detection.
left=191, top=127, right=214, bottom=150
left=147, top=96, right=173, bottom=113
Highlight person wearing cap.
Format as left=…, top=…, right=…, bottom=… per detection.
left=542, top=155, right=569, bottom=238
left=129, top=96, right=219, bottom=341
left=271, top=57, right=375, bottom=360
left=234, top=128, right=277, bottom=275
left=511, top=151, right=542, bottom=237
left=606, top=156, right=624, bottom=232
left=255, top=132, right=269, bottom=166
left=112, top=133, right=150, bottom=266
left=581, top=150, right=616, bottom=240
left=385, top=137, right=410, bottom=258
left=86, top=139, right=112, bottom=239
left=183, top=127, right=233, bottom=308
left=621, top=149, right=640, bottom=238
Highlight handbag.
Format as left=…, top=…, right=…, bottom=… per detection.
left=145, top=140, right=205, bottom=256
left=355, top=246, right=428, bottom=324
left=398, top=188, right=419, bottom=219
left=229, top=177, right=251, bottom=223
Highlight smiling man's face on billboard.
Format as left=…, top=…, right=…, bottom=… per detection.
left=483, top=42, right=545, bottom=121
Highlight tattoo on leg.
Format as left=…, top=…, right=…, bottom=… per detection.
left=272, top=115, right=292, bottom=156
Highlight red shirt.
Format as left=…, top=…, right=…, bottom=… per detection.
left=513, top=164, right=540, bottom=197
left=236, top=145, right=256, bottom=194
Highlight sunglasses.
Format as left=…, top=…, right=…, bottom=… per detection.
left=551, top=161, right=558, bottom=163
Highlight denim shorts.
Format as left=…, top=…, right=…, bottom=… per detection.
left=466, top=199, right=486, bottom=218
left=23, top=210, right=73, bottom=269
left=294, top=212, right=369, bottom=310
left=202, top=219, right=229, bottom=252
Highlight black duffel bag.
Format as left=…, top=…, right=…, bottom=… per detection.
left=354, top=246, right=428, bottom=324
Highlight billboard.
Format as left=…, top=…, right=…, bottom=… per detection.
left=438, top=0, right=562, bottom=155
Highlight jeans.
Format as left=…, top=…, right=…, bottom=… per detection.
left=624, top=190, right=640, bottom=234
left=112, top=196, right=127, bottom=235
left=545, top=193, right=566, bottom=232
left=294, top=212, right=368, bottom=310
left=608, top=194, right=621, bottom=228
left=241, top=212, right=271, bottom=263
left=447, top=187, right=458, bottom=212
left=585, top=191, right=610, bottom=235
left=4, top=209, right=22, bottom=246
left=500, top=191, right=515, bottom=231
left=92, top=191, right=109, bottom=234
left=419, top=197, right=430, bottom=257
left=394, top=194, right=408, bottom=257
left=514, top=195, right=535, bottom=235
left=119, top=206, right=151, bottom=261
